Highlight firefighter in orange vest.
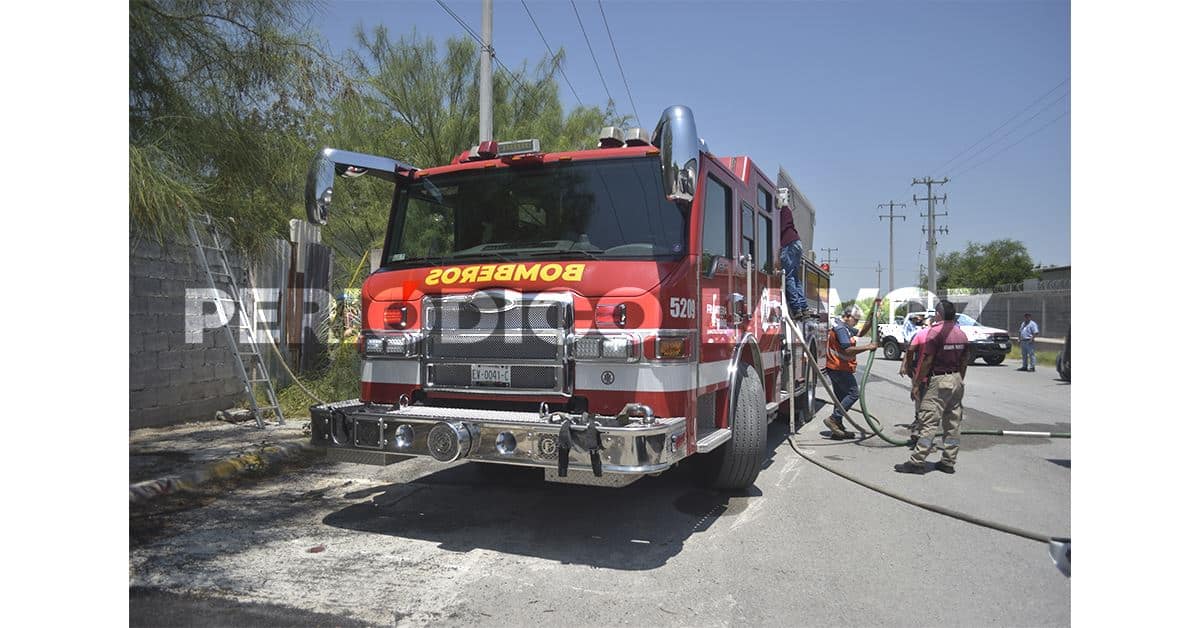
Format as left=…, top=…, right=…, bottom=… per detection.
left=823, top=304, right=879, bottom=440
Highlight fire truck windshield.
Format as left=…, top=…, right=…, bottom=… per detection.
left=384, top=156, right=686, bottom=267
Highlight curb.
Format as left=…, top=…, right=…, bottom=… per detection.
left=129, top=440, right=318, bottom=504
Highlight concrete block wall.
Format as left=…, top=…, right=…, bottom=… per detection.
left=129, top=236, right=249, bottom=428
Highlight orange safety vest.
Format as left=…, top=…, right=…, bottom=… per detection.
left=826, top=325, right=857, bottom=372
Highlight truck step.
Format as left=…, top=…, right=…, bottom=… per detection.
left=696, top=428, right=732, bottom=453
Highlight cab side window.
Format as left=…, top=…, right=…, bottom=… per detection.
left=740, top=202, right=755, bottom=262
left=757, top=186, right=772, bottom=214
left=702, top=176, right=732, bottom=258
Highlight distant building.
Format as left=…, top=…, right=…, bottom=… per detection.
left=777, top=167, right=815, bottom=257
left=1038, top=264, right=1071, bottom=283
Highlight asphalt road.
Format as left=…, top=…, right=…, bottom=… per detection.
left=130, top=353, right=1070, bottom=627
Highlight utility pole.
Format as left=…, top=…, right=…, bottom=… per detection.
left=877, top=200, right=906, bottom=294
left=875, top=261, right=883, bottom=291
left=479, top=0, right=494, bottom=143
left=912, top=177, right=949, bottom=294
left=820, top=247, right=838, bottom=275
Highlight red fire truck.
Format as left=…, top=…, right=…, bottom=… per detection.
left=305, top=105, right=830, bottom=489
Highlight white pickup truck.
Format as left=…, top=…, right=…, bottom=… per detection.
left=878, top=313, right=1012, bottom=365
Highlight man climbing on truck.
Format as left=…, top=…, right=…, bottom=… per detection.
left=778, top=192, right=808, bottom=321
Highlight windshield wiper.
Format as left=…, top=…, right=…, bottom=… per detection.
left=446, top=250, right=516, bottom=263
left=384, top=255, right=448, bottom=268
left=524, top=249, right=602, bottom=260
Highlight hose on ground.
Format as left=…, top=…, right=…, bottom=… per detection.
left=780, top=299, right=1069, bottom=569
left=783, top=432, right=1056, bottom=544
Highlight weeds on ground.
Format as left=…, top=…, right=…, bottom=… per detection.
left=269, top=343, right=361, bottom=417
left=1004, top=345, right=1060, bottom=365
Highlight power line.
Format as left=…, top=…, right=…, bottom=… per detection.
left=569, top=0, right=617, bottom=109
left=946, top=90, right=1069, bottom=177
left=432, top=0, right=538, bottom=123
left=520, top=0, right=583, bottom=107
left=596, top=0, right=640, bottom=127
left=434, top=0, right=482, bottom=44
left=932, top=77, right=1070, bottom=174
left=952, top=109, right=1070, bottom=178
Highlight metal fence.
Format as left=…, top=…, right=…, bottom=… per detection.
left=949, top=289, right=1071, bottom=338
left=990, top=278, right=1071, bottom=293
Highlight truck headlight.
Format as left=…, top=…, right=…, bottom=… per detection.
left=573, top=336, right=602, bottom=359
left=571, top=334, right=639, bottom=362
left=364, top=337, right=384, bottom=354
left=601, top=335, right=637, bottom=361
left=385, top=333, right=423, bottom=357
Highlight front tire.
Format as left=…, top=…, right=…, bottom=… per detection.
left=704, top=364, right=767, bottom=490
left=882, top=338, right=901, bottom=360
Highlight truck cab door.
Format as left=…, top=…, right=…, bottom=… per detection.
left=697, top=171, right=738, bottom=375
left=739, top=198, right=780, bottom=395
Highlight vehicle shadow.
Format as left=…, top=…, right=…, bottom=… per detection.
left=322, top=423, right=791, bottom=571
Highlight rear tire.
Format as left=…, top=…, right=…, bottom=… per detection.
left=984, top=355, right=1005, bottom=366
left=882, top=338, right=901, bottom=360
left=704, top=364, right=767, bottom=490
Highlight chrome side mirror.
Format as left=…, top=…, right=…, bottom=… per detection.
left=304, top=147, right=418, bottom=225
left=651, top=105, right=700, bottom=205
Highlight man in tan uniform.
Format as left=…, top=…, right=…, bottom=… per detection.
left=895, top=300, right=970, bottom=474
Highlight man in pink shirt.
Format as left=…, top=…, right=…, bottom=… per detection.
left=896, top=300, right=971, bottom=475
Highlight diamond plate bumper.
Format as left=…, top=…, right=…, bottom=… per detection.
left=309, top=400, right=688, bottom=474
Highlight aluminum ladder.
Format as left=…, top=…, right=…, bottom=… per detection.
left=187, top=214, right=284, bottom=428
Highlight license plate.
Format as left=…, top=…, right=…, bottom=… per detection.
left=999, top=343, right=1009, bottom=349
left=471, top=364, right=511, bottom=386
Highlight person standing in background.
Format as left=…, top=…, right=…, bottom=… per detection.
left=1017, top=313, right=1040, bottom=372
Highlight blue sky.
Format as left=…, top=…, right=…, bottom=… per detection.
left=307, top=0, right=1070, bottom=299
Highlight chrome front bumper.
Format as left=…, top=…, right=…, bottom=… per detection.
left=310, top=400, right=688, bottom=474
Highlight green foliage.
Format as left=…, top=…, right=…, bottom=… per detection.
left=1004, top=345, right=1057, bottom=364
left=834, top=297, right=888, bottom=327
left=274, top=342, right=362, bottom=418
left=315, top=28, right=626, bottom=288
left=929, top=239, right=1038, bottom=289
left=129, top=0, right=340, bottom=253
left=130, top=1, right=633, bottom=294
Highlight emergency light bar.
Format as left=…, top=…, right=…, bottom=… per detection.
left=497, top=139, right=541, bottom=156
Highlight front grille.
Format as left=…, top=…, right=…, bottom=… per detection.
left=425, top=299, right=565, bottom=332
left=427, top=364, right=560, bottom=390
left=422, top=291, right=570, bottom=394
left=428, top=333, right=559, bottom=360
